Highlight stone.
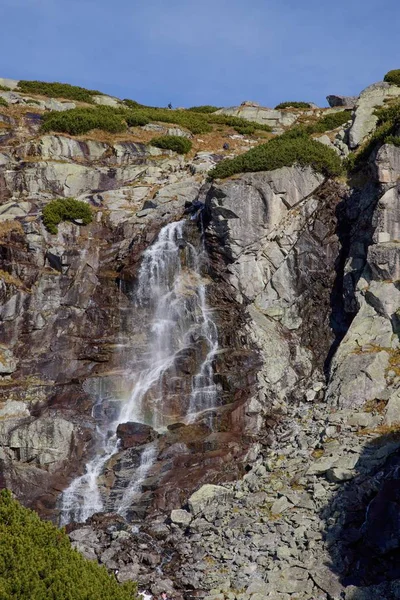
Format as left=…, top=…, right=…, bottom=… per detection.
left=0, top=346, right=18, bottom=374
left=326, top=94, right=358, bottom=108
left=116, top=422, right=157, bottom=449
left=188, top=485, right=233, bottom=516
left=170, top=509, right=192, bottom=527
left=270, top=496, right=291, bottom=515
left=385, top=389, right=400, bottom=425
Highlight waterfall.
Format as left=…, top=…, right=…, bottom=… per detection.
left=60, top=219, right=219, bottom=525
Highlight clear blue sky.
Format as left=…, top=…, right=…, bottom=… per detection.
left=1, top=0, right=400, bottom=108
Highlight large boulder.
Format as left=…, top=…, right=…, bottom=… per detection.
left=116, top=422, right=157, bottom=449
left=326, top=94, right=358, bottom=108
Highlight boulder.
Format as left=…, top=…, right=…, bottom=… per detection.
left=170, top=508, right=192, bottom=527
left=188, top=484, right=233, bottom=515
left=326, top=94, right=357, bottom=108
left=116, top=422, right=157, bottom=449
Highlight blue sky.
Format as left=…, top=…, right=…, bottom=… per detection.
left=1, top=0, right=399, bottom=108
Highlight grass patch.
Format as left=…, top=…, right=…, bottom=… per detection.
left=384, top=70, right=400, bottom=86
left=275, top=101, right=311, bottom=109
left=0, top=98, right=8, bottom=108
left=208, top=129, right=343, bottom=180
left=42, top=198, right=92, bottom=234
left=17, top=80, right=101, bottom=103
left=150, top=135, right=192, bottom=154
left=0, top=489, right=139, bottom=600
left=186, top=105, right=220, bottom=113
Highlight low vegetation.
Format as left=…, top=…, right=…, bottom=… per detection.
left=275, top=101, right=311, bottom=109
left=0, top=85, right=10, bottom=92
left=150, top=135, right=192, bottom=154
left=42, top=198, right=93, bottom=234
left=0, top=97, right=8, bottom=108
left=383, top=70, right=400, bottom=86
left=346, top=102, right=400, bottom=172
left=186, top=105, right=220, bottom=113
left=0, top=489, right=138, bottom=600
left=208, top=129, right=343, bottom=180
left=41, top=102, right=272, bottom=137
left=17, top=80, right=102, bottom=103
left=306, top=110, right=352, bottom=134
left=41, top=107, right=127, bottom=135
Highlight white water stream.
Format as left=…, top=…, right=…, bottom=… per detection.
left=60, top=220, right=218, bottom=525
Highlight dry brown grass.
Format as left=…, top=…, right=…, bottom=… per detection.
left=0, top=270, right=24, bottom=288
left=0, top=221, right=24, bottom=238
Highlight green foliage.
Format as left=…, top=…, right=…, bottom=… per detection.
left=41, top=107, right=127, bottom=135
left=42, top=198, right=93, bottom=234
left=208, top=130, right=343, bottom=180
left=150, top=135, right=192, bottom=154
left=17, top=80, right=101, bottom=103
left=275, top=101, right=311, bottom=109
left=0, top=97, right=8, bottom=108
left=384, top=70, right=400, bottom=86
left=306, top=110, right=352, bottom=134
left=348, top=102, right=400, bottom=173
left=0, top=489, right=138, bottom=600
left=123, top=99, right=146, bottom=109
left=0, top=85, right=11, bottom=92
left=186, top=105, right=220, bottom=113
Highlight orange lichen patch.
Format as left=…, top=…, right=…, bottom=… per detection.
left=312, top=448, right=325, bottom=459
left=351, top=343, right=386, bottom=355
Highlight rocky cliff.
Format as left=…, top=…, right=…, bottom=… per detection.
left=2, top=77, right=400, bottom=600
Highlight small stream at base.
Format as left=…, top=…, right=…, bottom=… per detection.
left=60, top=220, right=219, bottom=525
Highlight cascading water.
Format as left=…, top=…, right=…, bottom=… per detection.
left=60, top=219, right=219, bottom=525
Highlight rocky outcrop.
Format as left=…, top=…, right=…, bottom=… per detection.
left=348, top=82, right=400, bottom=148
left=327, top=94, right=358, bottom=108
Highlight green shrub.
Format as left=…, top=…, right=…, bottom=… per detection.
left=306, top=110, right=352, bottom=134
left=0, top=85, right=11, bottom=92
left=17, top=80, right=102, bottom=103
left=150, top=135, right=192, bottom=154
left=41, top=107, right=126, bottom=135
left=208, top=130, right=343, bottom=180
left=275, top=101, right=311, bottom=109
left=384, top=70, right=400, bottom=86
left=43, top=198, right=92, bottom=234
left=124, top=112, right=150, bottom=127
left=346, top=102, right=400, bottom=173
left=0, top=97, right=8, bottom=108
left=186, top=105, right=220, bottom=113
left=123, top=99, right=147, bottom=109
left=0, top=489, right=138, bottom=600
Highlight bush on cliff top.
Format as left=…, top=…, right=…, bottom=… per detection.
left=208, top=129, right=343, bottom=180
left=17, top=81, right=102, bottom=103
left=384, top=70, right=400, bottom=86
left=41, top=106, right=128, bottom=135
left=186, top=105, right=220, bottom=113
left=275, top=101, right=311, bottom=109
left=150, top=135, right=192, bottom=154
left=0, top=489, right=139, bottom=600
left=42, top=198, right=92, bottom=234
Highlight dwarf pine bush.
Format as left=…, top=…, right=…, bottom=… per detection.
left=275, top=101, right=311, bottom=109
left=0, top=489, right=139, bottom=600
left=150, top=135, right=192, bottom=154
left=208, top=129, right=343, bottom=180
left=0, top=97, right=8, bottom=108
left=17, top=81, right=101, bottom=103
left=384, top=70, right=400, bottom=86
left=42, top=198, right=92, bottom=234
